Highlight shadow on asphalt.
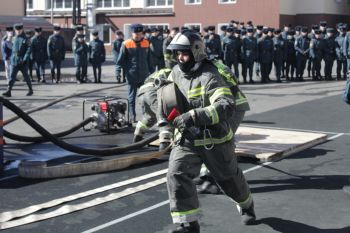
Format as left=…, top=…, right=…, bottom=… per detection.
left=257, top=217, right=350, bottom=233
left=242, top=120, right=276, bottom=125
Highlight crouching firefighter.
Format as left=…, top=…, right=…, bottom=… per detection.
left=133, top=68, right=173, bottom=152
left=159, top=30, right=255, bottom=233
left=195, top=59, right=250, bottom=195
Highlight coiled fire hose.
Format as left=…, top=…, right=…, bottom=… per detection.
left=1, top=97, right=158, bottom=156
left=3, top=117, right=93, bottom=143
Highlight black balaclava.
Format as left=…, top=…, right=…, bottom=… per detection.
left=176, top=50, right=196, bottom=73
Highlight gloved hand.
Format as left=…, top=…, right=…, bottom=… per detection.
left=172, top=112, right=194, bottom=132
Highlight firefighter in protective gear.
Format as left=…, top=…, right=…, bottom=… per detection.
left=133, top=68, right=173, bottom=152
left=163, top=30, right=255, bottom=233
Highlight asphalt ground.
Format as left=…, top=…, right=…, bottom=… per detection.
left=0, top=58, right=349, bottom=233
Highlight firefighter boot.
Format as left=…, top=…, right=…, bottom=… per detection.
left=239, top=201, right=256, bottom=225
left=133, top=134, right=143, bottom=143
left=26, top=89, right=33, bottom=96
left=169, top=221, right=200, bottom=233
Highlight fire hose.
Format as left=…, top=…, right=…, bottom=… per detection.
left=1, top=97, right=170, bottom=178
left=3, top=117, right=94, bottom=143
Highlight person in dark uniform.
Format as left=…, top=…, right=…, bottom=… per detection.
left=2, top=24, right=33, bottom=97
left=89, top=30, right=106, bottom=83
left=335, top=25, right=348, bottom=80
left=254, top=25, right=263, bottom=77
left=281, top=24, right=291, bottom=40
left=47, top=25, right=65, bottom=83
left=343, top=27, right=350, bottom=72
left=220, top=25, right=227, bottom=41
left=74, top=34, right=89, bottom=84
left=320, top=21, right=327, bottom=38
left=295, top=27, right=311, bottom=81
left=116, top=24, right=153, bottom=123
left=285, top=30, right=296, bottom=81
left=222, top=27, right=241, bottom=81
left=310, top=29, right=325, bottom=80
left=258, top=28, right=274, bottom=83
left=294, top=26, right=302, bottom=39
left=241, top=27, right=258, bottom=83
left=273, top=29, right=287, bottom=82
left=323, top=28, right=337, bottom=80
left=149, top=27, right=165, bottom=72
left=307, top=25, right=319, bottom=78
left=203, top=25, right=222, bottom=59
left=72, top=25, right=84, bottom=56
left=31, top=27, right=48, bottom=83
left=1, top=26, right=14, bottom=84
left=25, top=30, right=35, bottom=82
left=163, top=26, right=179, bottom=69
left=112, top=30, right=125, bottom=83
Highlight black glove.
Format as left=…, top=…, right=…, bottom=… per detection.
left=173, top=112, right=194, bottom=132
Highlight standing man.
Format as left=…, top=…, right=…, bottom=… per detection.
left=2, top=24, right=33, bottom=97
left=163, top=27, right=179, bottom=69
left=323, top=28, right=337, bottom=81
left=222, top=27, right=241, bottom=81
left=335, top=25, right=347, bottom=80
left=343, top=27, right=350, bottom=72
left=1, top=26, right=13, bottom=85
left=310, top=30, right=325, bottom=81
left=295, top=27, right=311, bottom=81
left=112, top=30, right=125, bottom=83
left=273, top=29, right=287, bottom=82
left=47, top=25, right=65, bottom=83
left=72, top=25, right=84, bottom=55
left=164, top=30, right=255, bottom=232
left=31, top=27, right=48, bottom=83
left=25, top=30, right=35, bottom=82
left=149, top=27, right=165, bottom=72
left=258, top=28, right=274, bottom=83
left=89, top=30, right=106, bottom=83
left=74, top=34, right=89, bottom=84
left=285, top=30, right=296, bottom=81
left=203, top=26, right=222, bottom=60
left=241, top=27, right=258, bottom=83
left=254, top=25, right=263, bottom=77
left=116, top=24, right=152, bottom=123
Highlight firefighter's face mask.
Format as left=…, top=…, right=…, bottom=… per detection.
left=175, top=50, right=196, bottom=73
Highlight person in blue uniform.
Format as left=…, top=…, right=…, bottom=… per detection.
left=89, top=30, right=106, bottom=83
left=47, top=25, right=65, bottom=83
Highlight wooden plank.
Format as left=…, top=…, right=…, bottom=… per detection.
left=149, top=126, right=328, bottom=161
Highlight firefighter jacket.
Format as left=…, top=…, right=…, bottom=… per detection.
left=116, top=38, right=153, bottom=85
left=138, top=68, right=171, bottom=97
left=167, top=60, right=236, bottom=147
left=10, top=32, right=31, bottom=66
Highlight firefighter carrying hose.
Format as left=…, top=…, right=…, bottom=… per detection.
left=133, top=68, right=173, bottom=152
left=160, top=30, right=255, bottom=233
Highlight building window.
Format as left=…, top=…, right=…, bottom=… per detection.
left=27, top=0, right=33, bottom=9
left=97, top=0, right=130, bottom=8
left=219, top=0, right=237, bottom=4
left=185, top=0, right=201, bottom=4
left=103, top=25, right=111, bottom=44
left=46, top=0, right=73, bottom=9
left=147, top=0, right=173, bottom=7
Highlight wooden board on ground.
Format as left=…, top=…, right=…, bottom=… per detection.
left=149, top=126, right=328, bottom=162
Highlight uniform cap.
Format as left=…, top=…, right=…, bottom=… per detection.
left=326, top=28, right=335, bottom=33
left=220, top=25, right=227, bottom=31
left=320, top=21, right=327, bottom=27
left=130, top=24, right=144, bottom=33
left=234, top=29, right=241, bottom=34
left=6, top=26, right=13, bottom=31
left=92, top=30, right=99, bottom=36
left=274, top=29, right=281, bottom=34
left=312, top=25, right=319, bottom=30
left=13, top=23, right=23, bottom=30
left=78, top=34, right=85, bottom=38
left=262, top=28, right=269, bottom=34
left=301, top=27, right=308, bottom=33
left=115, top=30, right=123, bottom=36
left=163, top=28, right=170, bottom=34
left=53, top=25, right=61, bottom=31
left=226, top=27, right=234, bottom=33
left=208, top=25, right=215, bottom=31
left=256, top=25, right=264, bottom=30
left=75, top=25, right=84, bottom=31
left=247, top=27, right=254, bottom=33
left=288, top=30, right=295, bottom=35
left=151, top=27, right=159, bottom=33
left=34, top=27, right=42, bottom=32
left=314, top=29, right=321, bottom=35
left=247, top=21, right=253, bottom=25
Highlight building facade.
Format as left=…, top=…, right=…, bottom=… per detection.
left=26, top=0, right=350, bottom=51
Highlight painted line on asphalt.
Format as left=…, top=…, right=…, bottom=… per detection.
left=81, top=161, right=273, bottom=233
left=83, top=133, right=345, bottom=233
left=241, top=124, right=346, bottom=135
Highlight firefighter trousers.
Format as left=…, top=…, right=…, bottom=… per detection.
left=167, top=139, right=252, bottom=224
